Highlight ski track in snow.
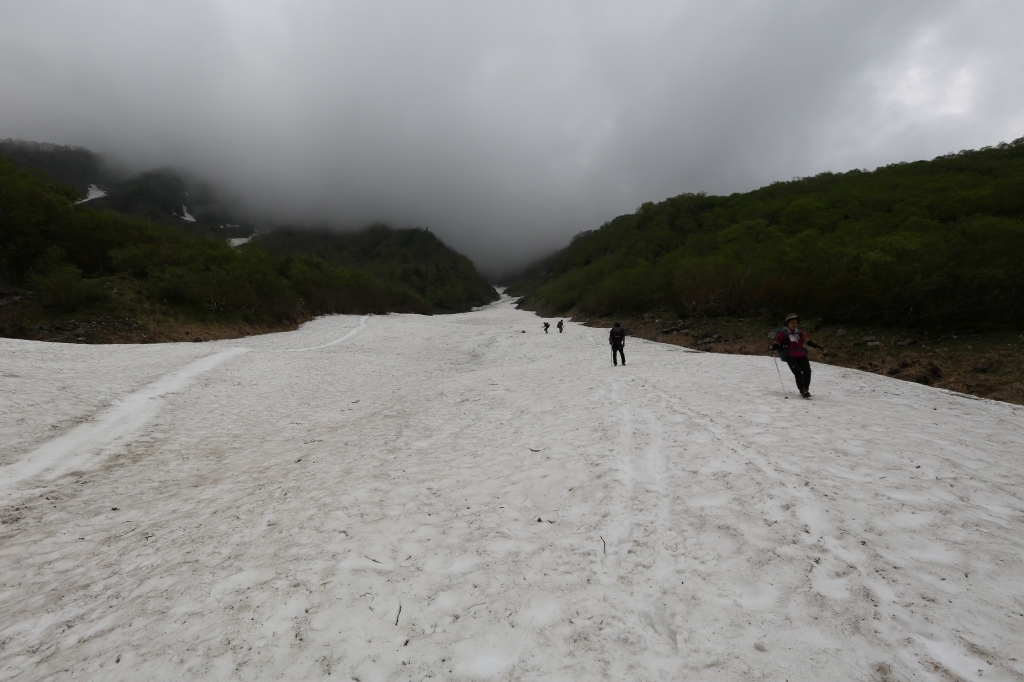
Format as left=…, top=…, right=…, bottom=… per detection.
left=1, top=297, right=1023, bottom=681
left=281, top=315, right=367, bottom=352
left=0, top=348, right=249, bottom=494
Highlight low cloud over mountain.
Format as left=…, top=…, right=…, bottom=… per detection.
left=2, top=2, right=1023, bottom=274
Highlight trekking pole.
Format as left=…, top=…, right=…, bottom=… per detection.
left=771, top=351, right=787, bottom=393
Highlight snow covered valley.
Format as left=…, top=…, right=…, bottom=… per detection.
left=1, top=296, right=1023, bottom=681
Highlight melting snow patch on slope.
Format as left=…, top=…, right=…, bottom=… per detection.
left=177, top=204, right=196, bottom=222
left=74, top=184, right=106, bottom=204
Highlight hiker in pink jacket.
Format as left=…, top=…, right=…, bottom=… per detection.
left=770, top=313, right=824, bottom=398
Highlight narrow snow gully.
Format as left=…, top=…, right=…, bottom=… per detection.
left=1, top=299, right=1022, bottom=681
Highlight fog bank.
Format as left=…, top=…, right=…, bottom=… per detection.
left=2, top=1, right=1023, bottom=273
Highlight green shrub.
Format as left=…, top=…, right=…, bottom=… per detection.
left=282, top=254, right=428, bottom=314
left=149, top=248, right=295, bottom=318
left=29, top=248, right=107, bottom=311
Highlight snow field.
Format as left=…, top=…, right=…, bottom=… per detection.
left=1, top=296, right=1023, bottom=680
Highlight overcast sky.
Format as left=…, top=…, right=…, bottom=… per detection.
left=2, top=1, right=1022, bottom=274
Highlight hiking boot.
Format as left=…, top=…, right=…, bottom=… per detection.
left=801, top=390, right=811, bottom=399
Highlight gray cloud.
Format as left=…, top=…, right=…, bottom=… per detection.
left=2, top=1, right=1023, bottom=274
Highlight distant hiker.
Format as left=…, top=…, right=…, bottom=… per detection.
left=543, top=322, right=550, bottom=333
left=557, top=320, right=564, bottom=333
left=609, top=323, right=626, bottom=366
left=770, top=313, right=824, bottom=398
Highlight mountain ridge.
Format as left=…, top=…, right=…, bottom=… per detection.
left=0, top=143, right=498, bottom=343
left=507, top=136, right=1024, bottom=327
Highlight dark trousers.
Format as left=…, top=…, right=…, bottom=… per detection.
left=786, top=355, right=811, bottom=392
left=612, top=345, right=625, bottom=365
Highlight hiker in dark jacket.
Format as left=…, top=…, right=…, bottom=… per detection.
left=557, top=320, right=564, bottom=333
left=770, top=313, right=824, bottom=398
left=543, top=322, right=550, bottom=333
left=609, top=323, right=626, bottom=366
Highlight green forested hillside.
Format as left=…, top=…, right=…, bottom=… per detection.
left=0, top=156, right=496, bottom=342
left=254, top=227, right=498, bottom=312
left=0, top=139, right=256, bottom=240
left=509, top=138, right=1024, bottom=326
left=0, top=139, right=112, bottom=193
left=88, top=169, right=235, bottom=232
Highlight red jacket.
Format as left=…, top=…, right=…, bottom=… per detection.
left=775, top=328, right=808, bottom=358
